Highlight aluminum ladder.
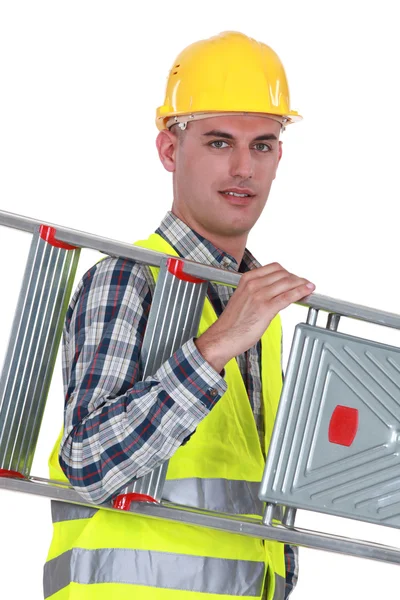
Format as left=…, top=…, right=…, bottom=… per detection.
left=1, top=208, right=400, bottom=566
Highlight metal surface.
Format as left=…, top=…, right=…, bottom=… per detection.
left=1, top=474, right=400, bottom=565
left=259, top=324, right=400, bottom=528
left=327, top=313, right=341, bottom=331
left=297, top=294, right=400, bottom=331
left=282, top=508, right=297, bottom=528
left=307, top=307, right=319, bottom=326
left=0, top=228, right=80, bottom=475
left=120, top=258, right=208, bottom=502
left=3, top=208, right=400, bottom=329
left=263, top=503, right=275, bottom=526
left=4, top=208, right=400, bottom=566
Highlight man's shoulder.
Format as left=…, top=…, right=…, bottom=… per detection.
left=92, top=255, right=148, bottom=277
left=76, top=255, right=155, bottom=301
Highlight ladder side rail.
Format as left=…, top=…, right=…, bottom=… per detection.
left=1, top=474, right=400, bottom=566
left=3, top=208, right=400, bottom=330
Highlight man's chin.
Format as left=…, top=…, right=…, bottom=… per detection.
left=208, top=219, right=255, bottom=239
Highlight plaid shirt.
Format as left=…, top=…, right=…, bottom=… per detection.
left=59, top=211, right=298, bottom=598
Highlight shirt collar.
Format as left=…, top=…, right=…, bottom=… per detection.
left=155, top=211, right=261, bottom=274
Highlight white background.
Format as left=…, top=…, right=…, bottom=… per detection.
left=1, top=1, right=400, bottom=597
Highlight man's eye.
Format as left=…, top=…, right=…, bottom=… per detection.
left=210, top=140, right=229, bottom=149
left=254, top=143, right=271, bottom=152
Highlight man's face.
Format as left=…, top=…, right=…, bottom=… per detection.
left=163, top=114, right=282, bottom=242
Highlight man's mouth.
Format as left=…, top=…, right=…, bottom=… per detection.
left=219, top=188, right=255, bottom=199
left=221, top=191, right=251, bottom=198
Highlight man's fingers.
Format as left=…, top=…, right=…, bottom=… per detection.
left=239, top=262, right=285, bottom=284
left=266, top=282, right=315, bottom=313
left=254, top=275, right=314, bottom=302
left=240, top=265, right=314, bottom=297
left=241, top=269, right=296, bottom=295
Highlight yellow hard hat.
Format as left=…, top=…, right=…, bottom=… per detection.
left=156, top=31, right=302, bottom=131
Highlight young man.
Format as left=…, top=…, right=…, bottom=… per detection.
left=44, top=31, right=315, bottom=600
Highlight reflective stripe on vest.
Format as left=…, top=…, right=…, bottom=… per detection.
left=163, top=477, right=263, bottom=515
left=51, top=478, right=263, bottom=522
left=51, top=501, right=98, bottom=523
left=166, top=479, right=282, bottom=520
left=43, top=548, right=265, bottom=598
left=273, top=574, right=285, bottom=600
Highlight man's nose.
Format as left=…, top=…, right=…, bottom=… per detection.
left=229, top=147, right=254, bottom=179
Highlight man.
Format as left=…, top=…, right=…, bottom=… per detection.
left=44, top=31, right=315, bottom=600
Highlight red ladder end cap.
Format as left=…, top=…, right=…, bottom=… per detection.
left=0, top=469, right=26, bottom=479
left=166, top=258, right=205, bottom=283
left=39, top=225, right=78, bottom=250
left=113, top=493, right=158, bottom=511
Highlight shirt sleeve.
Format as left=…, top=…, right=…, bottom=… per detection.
left=59, top=256, right=227, bottom=505
left=284, top=543, right=299, bottom=598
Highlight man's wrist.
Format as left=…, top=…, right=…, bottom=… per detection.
left=194, top=331, right=232, bottom=374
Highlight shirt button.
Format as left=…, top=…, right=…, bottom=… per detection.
left=221, top=258, right=230, bottom=268
left=209, top=388, right=218, bottom=397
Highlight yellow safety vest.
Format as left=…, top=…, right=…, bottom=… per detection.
left=44, top=233, right=286, bottom=600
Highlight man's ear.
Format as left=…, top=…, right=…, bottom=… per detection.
left=156, top=129, right=177, bottom=173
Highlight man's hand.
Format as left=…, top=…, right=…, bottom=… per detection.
left=195, top=262, right=315, bottom=373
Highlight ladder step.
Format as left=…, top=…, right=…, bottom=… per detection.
left=0, top=226, right=80, bottom=476
left=116, top=257, right=207, bottom=506
left=260, top=324, right=400, bottom=529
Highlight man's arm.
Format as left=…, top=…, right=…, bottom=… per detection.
left=59, top=256, right=226, bottom=505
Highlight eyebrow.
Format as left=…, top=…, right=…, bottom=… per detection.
left=202, top=129, right=278, bottom=142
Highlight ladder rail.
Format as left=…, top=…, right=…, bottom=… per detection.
left=2, top=208, right=400, bottom=330
left=1, top=474, right=400, bottom=566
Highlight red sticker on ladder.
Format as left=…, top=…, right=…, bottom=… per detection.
left=328, top=405, right=358, bottom=447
